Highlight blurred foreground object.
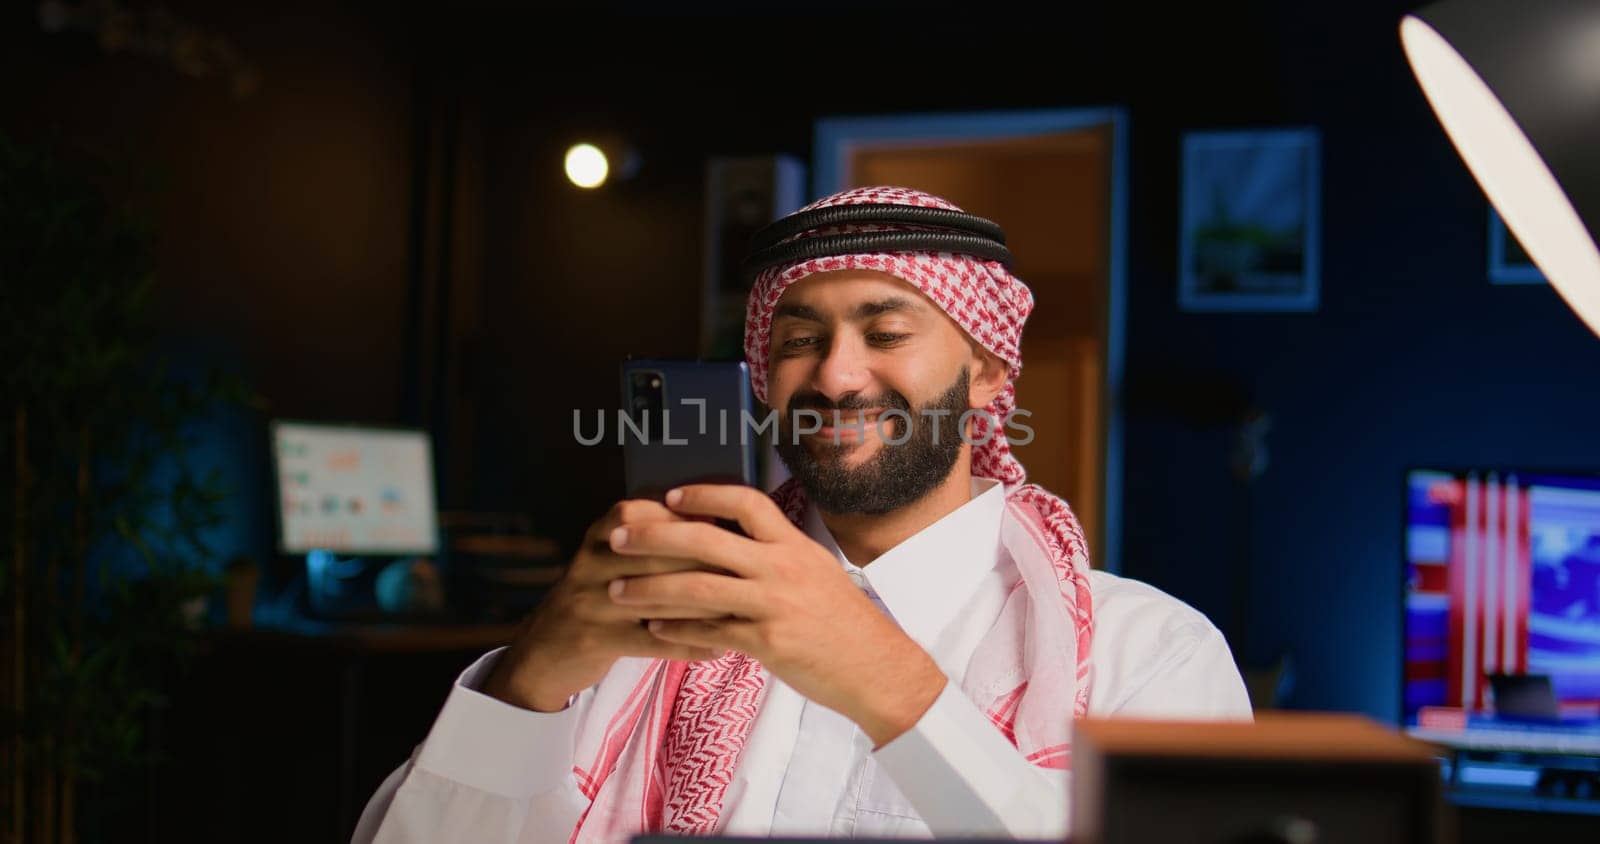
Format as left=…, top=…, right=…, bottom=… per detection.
left=1072, top=713, right=1448, bottom=844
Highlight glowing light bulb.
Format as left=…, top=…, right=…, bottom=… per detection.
left=565, top=143, right=609, bottom=189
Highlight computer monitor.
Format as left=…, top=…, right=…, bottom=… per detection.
left=1403, top=468, right=1600, bottom=756
left=270, top=420, right=439, bottom=556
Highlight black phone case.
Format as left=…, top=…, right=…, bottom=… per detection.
left=620, top=359, right=760, bottom=501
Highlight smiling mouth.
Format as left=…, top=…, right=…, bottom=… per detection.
left=813, top=409, right=888, bottom=440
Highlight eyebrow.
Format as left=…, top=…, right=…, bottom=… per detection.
left=850, top=297, right=920, bottom=320
left=774, top=303, right=824, bottom=322
left=773, top=297, right=923, bottom=323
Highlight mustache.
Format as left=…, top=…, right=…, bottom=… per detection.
left=783, top=389, right=912, bottom=416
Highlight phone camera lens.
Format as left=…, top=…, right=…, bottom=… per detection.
left=628, top=370, right=664, bottom=421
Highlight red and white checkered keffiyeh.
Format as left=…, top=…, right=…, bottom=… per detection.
left=567, top=187, right=1095, bottom=842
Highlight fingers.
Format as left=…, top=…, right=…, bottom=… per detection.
left=588, top=550, right=725, bottom=581
left=664, top=485, right=796, bottom=543
left=609, top=571, right=765, bottom=618
left=581, top=596, right=731, bottom=623
left=584, top=499, right=684, bottom=544
left=628, top=604, right=732, bottom=620
left=646, top=618, right=759, bottom=655
left=573, top=505, right=722, bottom=584
left=606, top=520, right=758, bottom=578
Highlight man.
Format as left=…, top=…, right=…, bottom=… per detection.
left=354, top=187, right=1251, bottom=843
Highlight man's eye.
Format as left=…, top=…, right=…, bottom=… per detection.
left=868, top=332, right=909, bottom=346
left=782, top=336, right=820, bottom=350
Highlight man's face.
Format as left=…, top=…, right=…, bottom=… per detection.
left=766, top=269, right=999, bottom=515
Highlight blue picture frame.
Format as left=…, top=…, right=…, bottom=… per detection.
left=1178, top=128, right=1321, bottom=313
left=1488, top=208, right=1547, bottom=285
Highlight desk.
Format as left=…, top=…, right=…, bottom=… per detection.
left=1408, top=722, right=1600, bottom=756
left=153, top=619, right=521, bottom=843
left=250, top=620, right=517, bottom=838
left=1407, top=720, right=1600, bottom=818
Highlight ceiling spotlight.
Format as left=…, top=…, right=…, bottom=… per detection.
left=565, top=143, right=609, bottom=189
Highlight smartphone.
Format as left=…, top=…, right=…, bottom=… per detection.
left=621, top=359, right=760, bottom=501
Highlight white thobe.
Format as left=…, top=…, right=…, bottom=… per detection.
left=354, top=479, right=1252, bottom=842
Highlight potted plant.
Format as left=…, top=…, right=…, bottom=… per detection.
left=1, top=131, right=253, bottom=843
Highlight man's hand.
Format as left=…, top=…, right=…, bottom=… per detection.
left=481, top=499, right=728, bottom=712
left=604, top=484, right=948, bottom=747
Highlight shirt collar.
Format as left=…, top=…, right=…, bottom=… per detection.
left=802, top=477, right=1007, bottom=649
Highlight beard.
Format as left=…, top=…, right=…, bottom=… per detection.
left=774, top=368, right=970, bottom=516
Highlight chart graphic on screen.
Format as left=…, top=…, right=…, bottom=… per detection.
left=272, top=421, right=439, bottom=555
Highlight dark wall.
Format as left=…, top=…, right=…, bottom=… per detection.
left=2, top=0, right=420, bottom=567
left=1116, top=5, right=1600, bottom=720
left=3, top=1, right=416, bottom=422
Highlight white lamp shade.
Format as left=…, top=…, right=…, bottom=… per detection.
left=1400, top=0, right=1600, bottom=337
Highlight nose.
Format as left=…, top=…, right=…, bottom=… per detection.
left=811, top=333, right=873, bottom=402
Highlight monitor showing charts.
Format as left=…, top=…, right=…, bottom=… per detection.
left=271, top=420, right=439, bottom=555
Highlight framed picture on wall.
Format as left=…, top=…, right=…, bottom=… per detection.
left=1488, top=208, right=1547, bottom=284
left=1178, top=128, right=1321, bottom=312
left=700, top=155, right=806, bottom=360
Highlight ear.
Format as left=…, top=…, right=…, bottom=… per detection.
left=967, top=347, right=1009, bottom=409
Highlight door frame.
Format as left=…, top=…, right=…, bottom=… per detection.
left=812, top=107, right=1129, bottom=573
